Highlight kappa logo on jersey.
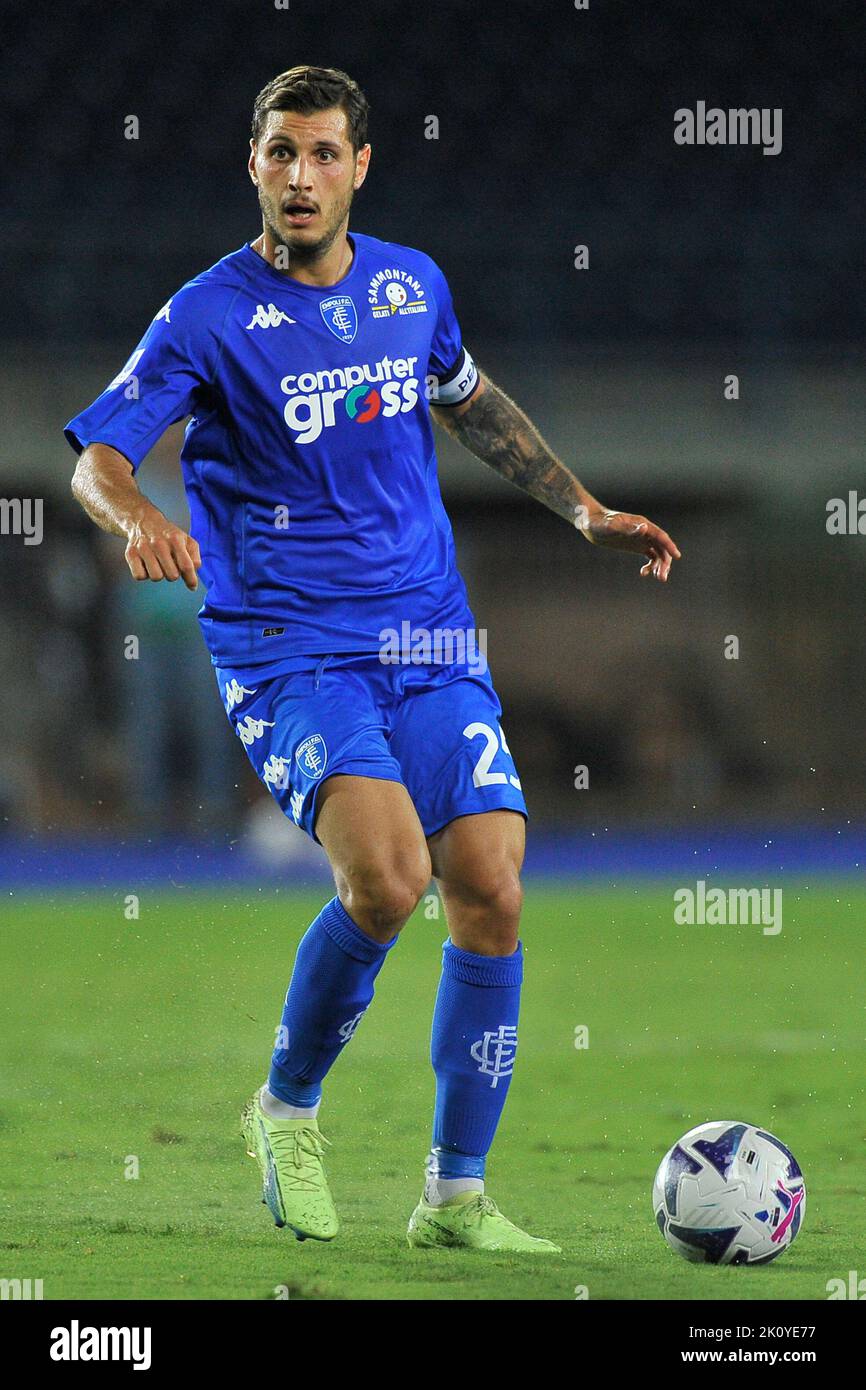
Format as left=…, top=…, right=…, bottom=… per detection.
left=281, top=356, right=419, bottom=444
left=246, top=302, right=297, bottom=330
left=155, top=299, right=172, bottom=324
left=470, top=1025, right=518, bottom=1088
left=320, top=294, right=358, bottom=343
left=289, top=788, right=304, bottom=824
left=368, top=267, right=428, bottom=318
left=295, top=734, right=327, bottom=780
left=224, top=679, right=257, bottom=713
left=235, top=715, right=276, bottom=747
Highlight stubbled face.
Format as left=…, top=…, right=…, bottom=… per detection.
left=248, top=106, right=370, bottom=262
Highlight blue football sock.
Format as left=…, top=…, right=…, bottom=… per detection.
left=427, top=940, right=523, bottom=1182
left=267, top=896, right=397, bottom=1108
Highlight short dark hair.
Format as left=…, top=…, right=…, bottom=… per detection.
left=251, top=65, right=369, bottom=152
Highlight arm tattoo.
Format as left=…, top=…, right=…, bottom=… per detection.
left=433, top=373, right=592, bottom=525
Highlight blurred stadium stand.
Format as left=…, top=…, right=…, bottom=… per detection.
left=1, top=0, right=863, bottom=849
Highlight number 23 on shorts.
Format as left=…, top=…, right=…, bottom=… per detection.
left=464, top=721, right=522, bottom=790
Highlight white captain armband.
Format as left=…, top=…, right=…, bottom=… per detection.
left=427, top=348, right=479, bottom=407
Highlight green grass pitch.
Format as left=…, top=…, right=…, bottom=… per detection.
left=2, top=881, right=863, bottom=1300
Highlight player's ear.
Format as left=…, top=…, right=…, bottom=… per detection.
left=353, top=144, right=371, bottom=191
left=248, top=139, right=259, bottom=185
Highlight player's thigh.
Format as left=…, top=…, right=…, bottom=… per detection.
left=216, top=665, right=431, bottom=938
left=389, top=667, right=527, bottom=947
left=390, top=667, right=527, bottom=842
left=427, top=807, right=525, bottom=892
left=315, top=773, right=432, bottom=930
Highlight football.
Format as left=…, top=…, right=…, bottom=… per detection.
left=653, top=1121, right=806, bottom=1265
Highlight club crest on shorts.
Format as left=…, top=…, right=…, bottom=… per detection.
left=295, top=734, right=328, bottom=780
left=320, top=295, right=357, bottom=343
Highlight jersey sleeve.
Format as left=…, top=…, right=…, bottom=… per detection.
left=63, top=286, right=214, bottom=471
left=425, top=258, right=480, bottom=408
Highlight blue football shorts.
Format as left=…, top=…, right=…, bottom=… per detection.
left=215, top=654, right=528, bottom=842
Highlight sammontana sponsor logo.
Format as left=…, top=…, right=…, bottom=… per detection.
left=280, top=355, right=419, bottom=444
left=368, top=267, right=428, bottom=318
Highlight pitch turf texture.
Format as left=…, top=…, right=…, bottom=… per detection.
left=2, top=882, right=863, bottom=1301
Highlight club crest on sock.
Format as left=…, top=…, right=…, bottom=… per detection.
left=337, top=1008, right=367, bottom=1043
left=470, top=1025, right=518, bottom=1088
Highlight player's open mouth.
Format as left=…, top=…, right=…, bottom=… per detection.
left=284, top=205, right=316, bottom=225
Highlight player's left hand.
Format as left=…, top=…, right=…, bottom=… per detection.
left=577, top=506, right=682, bottom=583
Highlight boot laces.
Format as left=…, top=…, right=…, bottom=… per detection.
left=269, top=1126, right=330, bottom=1192
left=461, top=1194, right=508, bottom=1227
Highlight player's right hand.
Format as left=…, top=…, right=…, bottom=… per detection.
left=124, top=510, right=202, bottom=590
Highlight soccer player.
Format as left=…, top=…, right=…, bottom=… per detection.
left=66, top=66, right=680, bottom=1253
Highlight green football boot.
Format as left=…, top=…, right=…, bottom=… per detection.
left=241, top=1092, right=339, bottom=1241
left=407, top=1192, right=561, bottom=1253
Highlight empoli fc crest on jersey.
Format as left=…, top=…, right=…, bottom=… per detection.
left=320, top=295, right=358, bottom=343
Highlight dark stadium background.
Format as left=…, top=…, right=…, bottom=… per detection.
left=1, top=0, right=864, bottom=881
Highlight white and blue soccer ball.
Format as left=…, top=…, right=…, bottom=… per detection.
left=653, top=1120, right=806, bottom=1265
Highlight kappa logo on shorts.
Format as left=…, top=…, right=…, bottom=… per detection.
left=262, top=754, right=290, bottom=790
left=295, top=734, right=327, bottom=780
left=236, top=715, right=275, bottom=747
left=224, top=679, right=257, bottom=713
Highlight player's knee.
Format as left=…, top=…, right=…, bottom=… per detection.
left=347, top=877, right=427, bottom=938
left=339, top=847, right=431, bottom=941
left=477, top=870, right=523, bottom=923
left=484, top=879, right=523, bottom=953
left=455, top=870, right=523, bottom=952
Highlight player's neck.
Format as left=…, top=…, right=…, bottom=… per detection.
left=252, top=229, right=354, bottom=288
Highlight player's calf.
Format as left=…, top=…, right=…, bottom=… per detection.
left=247, top=776, right=430, bottom=1234
left=404, top=809, right=559, bottom=1250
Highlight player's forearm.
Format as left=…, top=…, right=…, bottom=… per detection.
left=434, top=373, right=600, bottom=526
left=71, top=443, right=161, bottom=538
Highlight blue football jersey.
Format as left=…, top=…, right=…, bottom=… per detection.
left=64, top=233, right=481, bottom=669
